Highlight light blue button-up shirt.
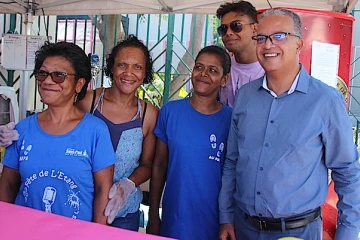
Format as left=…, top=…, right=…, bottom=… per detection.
left=219, top=65, right=360, bottom=239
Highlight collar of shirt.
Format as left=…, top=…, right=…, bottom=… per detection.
left=262, top=69, right=300, bottom=97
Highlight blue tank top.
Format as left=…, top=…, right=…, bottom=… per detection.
left=92, top=88, right=144, bottom=217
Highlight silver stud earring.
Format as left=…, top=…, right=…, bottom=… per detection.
left=74, top=93, right=78, bottom=103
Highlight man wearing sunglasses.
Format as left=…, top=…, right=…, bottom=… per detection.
left=216, top=1, right=264, bottom=107
left=219, top=8, right=360, bottom=240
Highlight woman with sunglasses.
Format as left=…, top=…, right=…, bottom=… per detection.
left=147, top=45, right=232, bottom=240
left=0, top=42, right=116, bottom=224
left=0, top=35, right=158, bottom=231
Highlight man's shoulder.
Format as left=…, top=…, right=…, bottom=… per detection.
left=239, top=77, right=263, bottom=91
left=293, top=66, right=342, bottom=103
left=308, top=76, right=342, bottom=99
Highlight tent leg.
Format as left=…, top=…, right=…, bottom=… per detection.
left=19, top=10, right=33, bottom=121
left=19, top=70, right=30, bottom=120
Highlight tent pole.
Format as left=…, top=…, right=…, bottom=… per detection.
left=19, top=1, right=33, bottom=120
left=7, top=14, right=16, bottom=87
left=163, top=14, right=175, bottom=104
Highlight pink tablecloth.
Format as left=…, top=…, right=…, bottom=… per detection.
left=0, top=201, right=171, bottom=240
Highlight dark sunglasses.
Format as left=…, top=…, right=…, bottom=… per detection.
left=217, top=20, right=255, bottom=36
left=252, top=32, right=300, bottom=44
left=34, top=70, right=77, bottom=83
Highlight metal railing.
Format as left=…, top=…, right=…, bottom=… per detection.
left=0, top=13, right=221, bottom=111
left=348, top=8, right=360, bottom=146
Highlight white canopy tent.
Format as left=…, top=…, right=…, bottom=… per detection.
left=0, top=0, right=358, bottom=15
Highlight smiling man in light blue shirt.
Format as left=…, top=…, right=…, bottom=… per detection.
left=218, top=8, right=360, bottom=240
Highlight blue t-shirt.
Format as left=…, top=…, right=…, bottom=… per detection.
left=155, top=98, right=232, bottom=240
left=2, top=112, right=116, bottom=221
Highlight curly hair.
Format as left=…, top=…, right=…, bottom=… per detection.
left=34, top=41, right=91, bottom=101
left=216, top=1, right=258, bottom=23
left=105, top=35, right=154, bottom=84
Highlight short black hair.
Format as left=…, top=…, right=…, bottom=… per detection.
left=105, top=34, right=154, bottom=84
left=34, top=41, right=91, bottom=101
left=216, top=0, right=258, bottom=23
left=195, top=45, right=231, bottom=76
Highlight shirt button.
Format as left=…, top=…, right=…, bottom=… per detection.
left=270, top=120, right=274, bottom=123
left=260, top=167, right=264, bottom=171
left=265, top=143, right=269, bottom=147
left=257, top=191, right=261, bottom=195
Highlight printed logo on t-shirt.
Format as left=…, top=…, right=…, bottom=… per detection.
left=22, top=169, right=81, bottom=219
left=66, top=189, right=80, bottom=216
left=19, top=140, right=32, bottom=162
left=210, top=134, right=217, bottom=149
left=65, top=148, right=89, bottom=158
left=208, top=134, right=225, bottom=162
left=43, top=186, right=57, bottom=213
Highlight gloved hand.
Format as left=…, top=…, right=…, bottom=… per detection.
left=105, top=178, right=136, bottom=224
left=0, top=122, right=19, bottom=147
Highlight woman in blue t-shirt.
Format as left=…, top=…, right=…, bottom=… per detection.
left=147, top=46, right=232, bottom=240
left=0, top=42, right=116, bottom=224
left=0, top=35, right=158, bottom=231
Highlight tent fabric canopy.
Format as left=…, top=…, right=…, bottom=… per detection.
left=0, top=0, right=353, bottom=15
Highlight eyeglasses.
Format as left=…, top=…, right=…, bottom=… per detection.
left=34, top=70, right=77, bottom=83
left=252, top=32, right=300, bottom=44
left=217, top=20, right=255, bottom=37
